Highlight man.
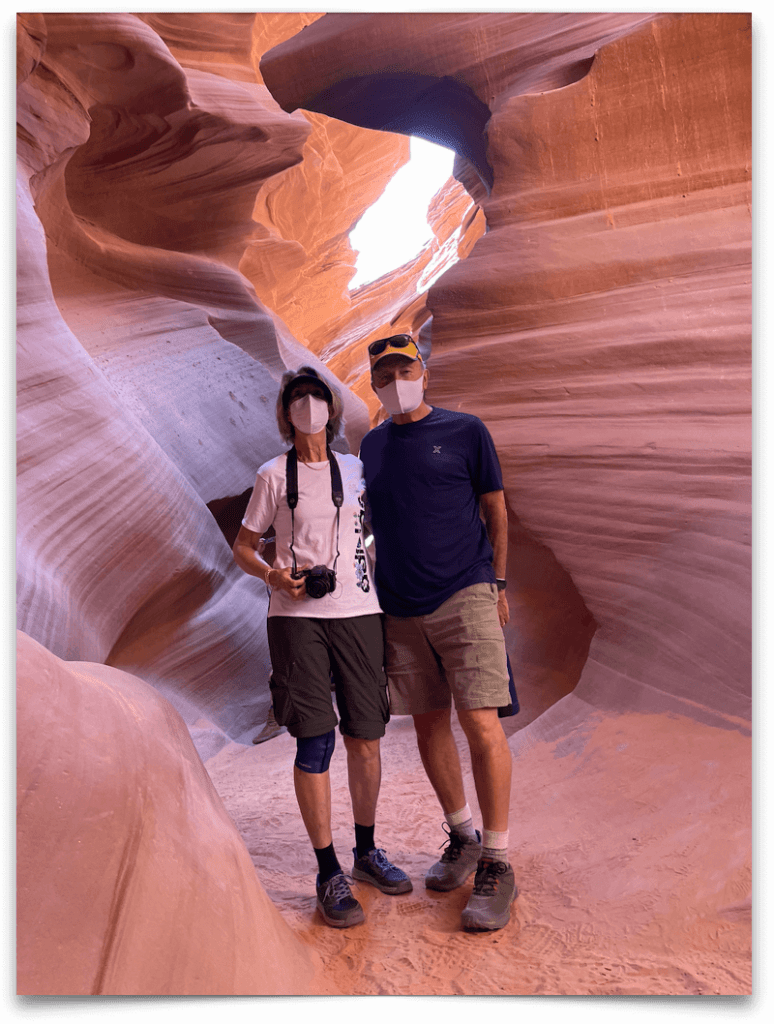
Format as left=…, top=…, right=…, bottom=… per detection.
left=359, top=334, right=516, bottom=932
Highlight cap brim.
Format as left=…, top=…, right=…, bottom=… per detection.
left=282, top=374, right=333, bottom=405
left=369, top=340, right=421, bottom=369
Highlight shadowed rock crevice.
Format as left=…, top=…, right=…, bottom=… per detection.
left=501, top=507, right=597, bottom=734
left=105, top=565, right=219, bottom=670
left=207, top=488, right=254, bottom=550
left=301, top=73, right=494, bottom=192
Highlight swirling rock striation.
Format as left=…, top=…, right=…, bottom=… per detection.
left=16, top=12, right=481, bottom=993
left=16, top=12, right=370, bottom=749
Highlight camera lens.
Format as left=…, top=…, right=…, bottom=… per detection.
left=304, top=566, right=335, bottom=599
left=306, top=577, right=328, bottom=599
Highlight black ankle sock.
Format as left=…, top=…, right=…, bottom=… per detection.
left=354, top=823, right=375, bottom=859
left=314, top=843, right=341, bottom=883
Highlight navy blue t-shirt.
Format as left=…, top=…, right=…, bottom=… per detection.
left=359, top=406, right=504, bottom=617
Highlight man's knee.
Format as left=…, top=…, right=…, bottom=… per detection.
left=295, top=730, right=336, bottom=774
left=456, top=707, right=506, bottom=750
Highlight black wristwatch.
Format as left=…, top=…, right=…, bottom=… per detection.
left=496, top=578, right=507, bottom=591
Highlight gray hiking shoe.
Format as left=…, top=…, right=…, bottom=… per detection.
left=316, top=871, right=365, bottom=928
left=425, top=824, right=482, bottom=892
left=352, top=847, right=413, bottom=894
left=460, top=859, right=517, bottom=931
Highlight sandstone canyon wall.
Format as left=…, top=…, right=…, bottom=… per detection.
left=17, top=11, right=750, bottom=996
left=15, top=11, right=418, bottom=994
left=17, top=12, right=405, bottom=750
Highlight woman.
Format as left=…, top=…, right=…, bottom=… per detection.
left=232, top=366, right=411, bottom=928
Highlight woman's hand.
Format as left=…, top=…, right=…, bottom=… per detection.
left=268, top=564, right=310, bottom=601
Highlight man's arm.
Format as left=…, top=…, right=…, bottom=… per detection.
left=479, top=489, right=509, bottom=627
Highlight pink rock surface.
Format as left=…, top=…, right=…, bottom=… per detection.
left=259, top=9, right=752, bottom=994
left=16, top=12, right=369, bottom=749
left=206, top=694, right=751, bottom=995
left=16, top=631, right=322, bottom=995
left=242, top=113, right=410, bottom=344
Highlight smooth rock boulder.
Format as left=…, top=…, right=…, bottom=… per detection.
left=16, top=630, right=324, bottom=996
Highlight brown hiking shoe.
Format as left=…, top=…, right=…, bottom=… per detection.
left=252, top=706, right=287, bottom=745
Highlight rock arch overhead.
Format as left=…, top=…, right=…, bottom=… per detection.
left=297, top=73, right=495, bottom=192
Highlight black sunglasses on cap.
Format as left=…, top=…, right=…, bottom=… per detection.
left=368, top=334, right=421, bottom=368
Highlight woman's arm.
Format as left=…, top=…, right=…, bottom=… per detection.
left=232, top=526, right=307, bottom=600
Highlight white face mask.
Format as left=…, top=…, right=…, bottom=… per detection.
left=375, top=375, right=426, bottom=415
left=289, top=394, right=330, bottom=436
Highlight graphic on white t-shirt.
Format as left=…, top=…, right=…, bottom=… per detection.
left=353, top=493, right=370, bottom=593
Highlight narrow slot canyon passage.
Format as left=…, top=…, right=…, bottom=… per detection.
left=348, top=136, right=459, bottom=291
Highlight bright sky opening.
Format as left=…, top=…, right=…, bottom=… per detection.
left=348, top=136, right=457, bottom=291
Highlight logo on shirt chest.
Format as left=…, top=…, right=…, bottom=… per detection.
left=433, top=445, right=442, bottom=455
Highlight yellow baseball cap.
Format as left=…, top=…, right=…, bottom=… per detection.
left=368, top=333, right=422, bottom=370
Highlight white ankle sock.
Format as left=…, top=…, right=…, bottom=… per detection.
left=444, top=804, right=477, bottom=839
left=482, top=828, right=509, bottom=862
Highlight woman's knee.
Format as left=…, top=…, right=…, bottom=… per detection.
left=342, top=734, right=380, bottom=761
left=295, top=730, right=336, bottom=773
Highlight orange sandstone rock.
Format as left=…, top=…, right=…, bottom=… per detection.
left=16, top=12, right=370, bottom=750
left=16, top=9, right=751, bottom=997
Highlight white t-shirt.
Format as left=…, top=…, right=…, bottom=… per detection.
left=242, top=451, right=382, bottom=618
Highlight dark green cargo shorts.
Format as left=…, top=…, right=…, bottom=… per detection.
left=266, top=613, right=389, bottom=740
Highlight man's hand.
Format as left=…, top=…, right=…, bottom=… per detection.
left=497, top=590, right=510, bottom=627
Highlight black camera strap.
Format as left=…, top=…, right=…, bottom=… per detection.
left=285, top=445, right=343, bottom=577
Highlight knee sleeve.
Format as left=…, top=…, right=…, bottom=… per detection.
left=295, top=730, right=336, bottom=774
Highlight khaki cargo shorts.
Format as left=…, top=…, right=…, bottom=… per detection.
left=384, top=583, right=509, bottom=715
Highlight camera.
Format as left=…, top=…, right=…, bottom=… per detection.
left=293, top=565, right=337, bottom=599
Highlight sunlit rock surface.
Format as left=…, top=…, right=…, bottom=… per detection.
left=17, top=10, right=750, bottom=997
left=319, top=178, right=486, bottom=420
left=242, top=112, right=410, bottom=345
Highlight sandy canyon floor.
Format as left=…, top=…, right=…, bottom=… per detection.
left=204, top=705, right=751, bottom=998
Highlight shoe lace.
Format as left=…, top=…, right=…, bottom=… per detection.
left=438, top=823, right=466, bottom=862
left=368, top=848, right=391, bottom=871
left=322, top=872, right=355, bottom=902
left=472, top=860, right=508, bottom=895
